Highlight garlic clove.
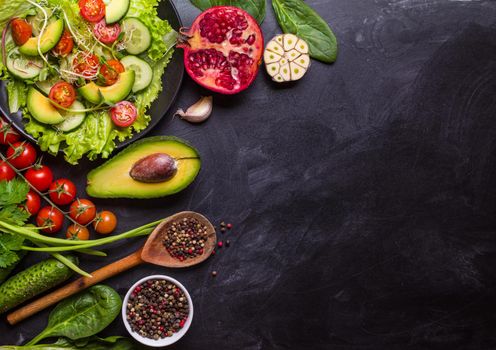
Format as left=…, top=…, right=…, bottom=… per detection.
left=285, top=49, right=301, bottom=62
left=279, top=63, right=291, bottom=81
left=266, top=62, right=280, bottom=77
left=289, top=62, right=305, bottom=81
left=273, top=74, right=284, bottom=83
left=294, top=54, right=311, bottom=69
left=283, top=34, right=299, bottom=51
left=175, top=96, right=213, bottom=123
left=295, top=39, right=309, bottom=54
left=266, top=40, right=284, bottom=55
left=264, top=50, right=283, bottom=64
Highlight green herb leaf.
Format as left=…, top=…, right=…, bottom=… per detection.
left=28, top=285, right=122, bottom=345
left=190, top=0, right=266, bottom=23
left=271, top=0, right=338, bottom=63
left=0, top=336, right=140, bottom=349
left=0, top=178, right=29, bottom=206
left=0, top=205, right=30, bottom=225
left=0, top=233, right=24, bottom=268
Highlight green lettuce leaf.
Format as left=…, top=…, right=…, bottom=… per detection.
left=6, top=79, right=28, bottom=113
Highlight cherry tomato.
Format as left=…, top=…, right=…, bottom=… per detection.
left=0, top=161, right=15, bottom=181
left=69, top=199, right=96, bottom=225
left=93, top=19, right=121, bottom=45
left=93, top=211, right=117, bottom=234
left=36, top=206, right=64, bottom=234
left=49, top=82, right=76, bottom=108
left=11, top=18, right=32, bottom=46
left=73, top=52, right=100, bottom=79
left=0, top=118, right=21, bottom=145
left=25, top=190, right=41, bottom=216
left=52, top=29, right=74, bottom=57
left=78, top=0, right=105, bottom=23
left=49, top=178, right=77, bottom=205
left=66, top=224, right=90, bottom=240
left=99, top=59, right=124, bottom=86
left=6, top=141, right=37, bottom=169
left=110, top=101, right=137, bottom=128
left=25, top=165, right=53, bottom=192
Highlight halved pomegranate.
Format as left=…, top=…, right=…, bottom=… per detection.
left=178, top=6, right=264, bottom=95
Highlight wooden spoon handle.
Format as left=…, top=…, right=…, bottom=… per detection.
left=7, top=250, right=144, bottom=325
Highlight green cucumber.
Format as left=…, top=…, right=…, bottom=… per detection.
left=56, top=101, right=87, bottom=132
left=105, top=0, right=130, bottom=24
left=120, top=55, right=153, bottom=92
left=6, top=48, right=44, bottom=80
left=0, top=256, right=78, bottom=314
left=121, top=18, right=151, bottom=55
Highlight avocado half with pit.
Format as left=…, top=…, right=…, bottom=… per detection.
left=78, top=70, right=135, bottom=104
left=86, top=136, right=201, bottom=199
left=19, top=19, right=64, bottom=56
left=27, top=87, right=64, bottom=124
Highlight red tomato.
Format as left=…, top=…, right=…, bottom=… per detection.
left=0, top=118, right=21, bottom=145
left=66, top=224, right=90, bottom=240
left=110, top=101, right=137, bottom=127
left=52, top=29, right=74, bottom=57
left=69, top=199, right=96, bottom=225
left=100, top=59, right=124, bottom=86
left=49, top=82, right=76, bottom=108
left=11, top=18, right=32, bottom=46
left=25, top=165, right=53, bottom=192
left=93, top=211, right=117, bottom=235
left=73, top=52, right=100, bottom=79
left=0, top=161, right=15, bottom=181
left=25, top=190, right=41, bottom=216
left=78, top=0, right=105, bottom=23
left=36, top=206, right=64, bottom=233
left=6, top=141, right=37, bottom=169
left=49, top=178, right=77, bottom=205
left=93, top=19, right=121, bottom=45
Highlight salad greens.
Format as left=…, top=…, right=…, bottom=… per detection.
left=0, top=0, right=176, bottom=164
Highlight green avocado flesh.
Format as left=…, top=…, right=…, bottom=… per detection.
left=27, top=87, right=64, bottom=124
left=86, top=136, right=201, bottom=199
left=19, top=19, right=64, bottom=56
left=78, top=70, right=135, bottom=104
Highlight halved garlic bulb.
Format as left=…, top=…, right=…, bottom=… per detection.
left=264, top=34, right=311, bottom=83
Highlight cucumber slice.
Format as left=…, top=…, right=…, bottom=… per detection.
left=56, top=101, right=86, bottom=132
left=121, top=18, right=151, bottom=55
left=105, top=0, right=130, bottom=24
left=120, top=55, right=153, bottom=92
left=6, top=48, right=44, bottom=80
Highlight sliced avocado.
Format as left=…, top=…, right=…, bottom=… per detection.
left=105, top=0, right=130, bottom=24
left=19, top=19, right=64, bottom=56
left=79, top=71, right=135, bottom=104
left=27, top=87, right=64, bottom=124
left=86, top=136, right=201, bottom=199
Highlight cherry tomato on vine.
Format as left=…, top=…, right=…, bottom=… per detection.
left=99, top=59, right=124, bottom=86
left=78, top=0, right=105, bottom=23
left=25, top=190, right=41, bottom=216
left=52, top=29, right=74, bottom=57
left=0, top=161, right=15, bottom=181
left=25, top=165, right=53, bottom=192
left=93, top=19, right=121, bottom=45
left=110, top=101, right=137, bottom=128
left=73, top=52, right=100, bottom=79
left=0, top=118, right=21, bottom=145
left=69, top=199, right=96, bottom=225
left=36, top=206, right=64, bottom=233
left=49, top=178, right=77, bottom=205
left=66, top=224, right=90, bottom=240
left=11, top=18, right=32, bottom=46
left=93, top=211, right=117, bottom=234
left=6, top=141, right=37, bottom=169
left=49, top=82, right=76, bottom=108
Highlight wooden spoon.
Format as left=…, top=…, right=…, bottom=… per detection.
left=7, top=211, right=216, bottom=325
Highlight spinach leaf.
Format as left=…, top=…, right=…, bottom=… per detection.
left=190, top=0, right=266, bottom=24
left=272, top=0, right=338, bottom=63
left=0, top=336, right=139, bottom=349
left=27, top=285, right=122, bottom=346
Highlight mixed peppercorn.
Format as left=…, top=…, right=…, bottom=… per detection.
left=126, top=279, right=189, bottom=340
left=162, top=217, right=209, bottom=261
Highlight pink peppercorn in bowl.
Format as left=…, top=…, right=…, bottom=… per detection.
left=122, top=275, right=194, bottom=347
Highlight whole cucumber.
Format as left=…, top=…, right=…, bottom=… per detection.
left=0, top=256, right=78, bottom=314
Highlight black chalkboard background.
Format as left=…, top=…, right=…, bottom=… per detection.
left=2, top=1, right=496, bottom=349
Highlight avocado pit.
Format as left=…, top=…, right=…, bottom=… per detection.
left=130, top=153, right=177, bottom=183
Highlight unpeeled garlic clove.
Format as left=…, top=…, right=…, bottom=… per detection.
left=175, top=96, right=213, bottom=123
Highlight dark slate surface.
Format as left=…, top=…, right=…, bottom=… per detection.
left=2, top=0, right=496, bottom=349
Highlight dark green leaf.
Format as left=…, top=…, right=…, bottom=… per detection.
left=272, top=0, right=338, bottom=63
left=0, top=178, right=29, bottom=206
left=0, top=232, right=24, bottom=268
left=0, top=205, right=30, bottom=225
left=190, top=0, right=266, bottom=23
left=0, top=336, right=140, bottom=349
left=28, top=285, right=122, bottom=345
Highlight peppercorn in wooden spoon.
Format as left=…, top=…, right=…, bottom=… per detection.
left=7, top=211, right=216, bottom=325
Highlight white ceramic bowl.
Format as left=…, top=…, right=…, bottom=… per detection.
left=122, top=275, right=194, bottom=347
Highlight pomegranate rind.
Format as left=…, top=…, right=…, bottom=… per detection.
left=179, top=6, right=264, bottom=95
